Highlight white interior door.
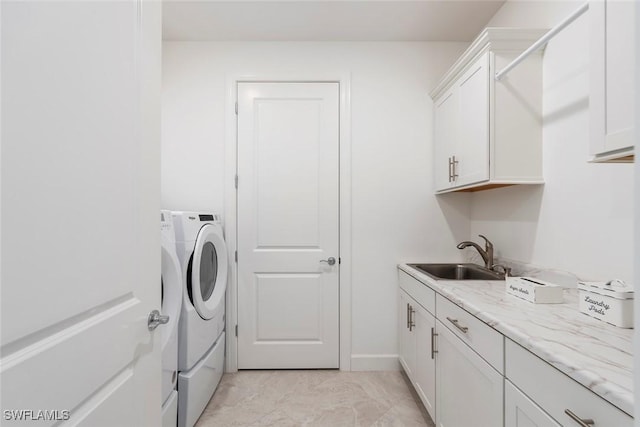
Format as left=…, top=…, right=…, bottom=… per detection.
left=1, top=1, right=161, bottom=425
left=237, top=82, right=340, bottom=369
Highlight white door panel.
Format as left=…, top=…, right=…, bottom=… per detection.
left=434, top=90, right=457, bottom=191
left=254, top=273, right=324, bottom=341
left=68, top=368, right=137, bottom=427
left=255, top=100, right=322, bottom=248
left=414, top=304, right=436, bottom=421
left=456, top=53, right=490, bottom=187
left=436, top=320, right=503, bottom=427
left=505, top=380, right=560, bottom=427
left=237, top=82, right=339, bottom=369
left=1, top=1, right=161, bottom=425
left=604, top=0, right=634, bottom=136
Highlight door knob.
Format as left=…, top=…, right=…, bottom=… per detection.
left=320, top=257, right=336, bottom=266
left=148, top=310, right=170, bottom=331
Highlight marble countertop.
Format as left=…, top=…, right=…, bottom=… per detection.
left=398, top=263, right=634, bottom=416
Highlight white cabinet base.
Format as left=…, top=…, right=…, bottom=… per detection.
left=505, top=380, right=560, bottom=427
left=435, top=320, right=503, bottom=427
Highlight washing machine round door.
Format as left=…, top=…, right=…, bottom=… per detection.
left=189, top=224, right=228, bottom=320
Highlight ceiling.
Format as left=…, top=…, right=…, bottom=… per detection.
left=163, top=0, right=506, bottom=42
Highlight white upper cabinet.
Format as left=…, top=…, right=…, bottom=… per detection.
left=431, top=28, right=546, bottom=193
left=455, top=53, right=490, bottom=188
left=590, top=0, right=636, bottom=162
left=434, top=88, right=459, bottom=191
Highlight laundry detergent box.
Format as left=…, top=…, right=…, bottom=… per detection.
left=577, top=280, right=634, bottom=328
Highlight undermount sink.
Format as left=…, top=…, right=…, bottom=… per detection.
left=408, top=263, right=504, bottom=281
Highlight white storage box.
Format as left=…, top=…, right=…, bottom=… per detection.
left=506, top=277, right=564, bottom=304
left=577, top=280, right=634, bottom=328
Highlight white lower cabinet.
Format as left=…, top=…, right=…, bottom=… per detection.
left=505, top=339, right=633, bottom=427
left=398, top=271, right=436, bottom=421
left=398, top=270, right=633, bottom=427
left=505, top=380, right=560, bottom=427
left=413, top=303, right=436, bottom=418
left=398, top=288, right=436, bottom=420
left=398, top=289, right=416, bottom=378
left=435, top=319, right=503, bottom=427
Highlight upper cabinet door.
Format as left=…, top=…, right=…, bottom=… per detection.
left=430, top=28, right=545, bottom=193
left=434, top=88, right=458, bottom=191
left=455, top=53, right=490, bottom=187
left=590, top=0, right=636, bottom=162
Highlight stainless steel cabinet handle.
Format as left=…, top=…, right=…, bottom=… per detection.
left=406, top=303, right=410, bottom=329
left=148, top=310, right=170, bottom=331
left=564, top=409, right=595, bottom=426
left=448, top=157, right=453, bottom=182
left=320, top=257, right=336, bottom=266
left=452, top=155, right=459, bottom=180
left=408, top=305, right=415, bottom=331
left=431, top=327, right=438, bottom=359
left=446, top=317, right=468, bottom=333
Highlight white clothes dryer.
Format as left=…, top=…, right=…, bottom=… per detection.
left=172, top=212, right=227, bottom=427
left=160, top=210, right=182, bottom=427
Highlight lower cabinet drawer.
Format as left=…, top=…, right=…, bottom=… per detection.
left=505, top=339, right=633, bottom=427
left=399, top=270, right=436, bottom=315
left=436, top=294, right=504, bottom=373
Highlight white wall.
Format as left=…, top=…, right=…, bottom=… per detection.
left=162, top=41, right=470, bottom=369
left=469, top=1, right=635, bottom=284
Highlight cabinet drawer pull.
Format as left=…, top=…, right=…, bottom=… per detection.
left=431, top=327, right=438, bottom=359
left=446, top=317, right=469, bottom=333
left=564, top=409, right=595, bottom=426
left=448, top=157, right=453, bottom=182
left=409, top=305, right=415, bottom=331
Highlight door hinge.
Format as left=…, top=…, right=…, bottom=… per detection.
left=234, top=174, right=238, bottom=189
left=235, top=324, right=238, bottom=337
left=235, top=102, right=238, bottom=115
left=235, top=250, right=238, bottom=263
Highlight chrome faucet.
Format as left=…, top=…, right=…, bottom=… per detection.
left=457, top=235, right=494, bottom=269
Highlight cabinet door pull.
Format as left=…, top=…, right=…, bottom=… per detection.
left=452, top=155, right=459, bottom=181
left=564, top=409, right=595, bottom=426
left=409, top=305, right=415, bottom=331
left=406, top=303, right=410, bottom=329
left=448, top=157, right=453, bottom=182
left=431, top=327, right=438, bottom=359
left=446, top=317, right=469, bottom=333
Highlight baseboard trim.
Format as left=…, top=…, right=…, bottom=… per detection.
left=350, top=354, right=400, bottom=371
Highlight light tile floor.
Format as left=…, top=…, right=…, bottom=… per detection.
left=195, top=370, right=435, bottom=427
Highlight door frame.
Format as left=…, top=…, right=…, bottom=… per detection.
left=224, top=73, right=352, bottom=372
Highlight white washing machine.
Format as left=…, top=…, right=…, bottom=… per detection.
left=172, top=212, right=227, bottom=427
left=161, top=210, right=182, bottom=427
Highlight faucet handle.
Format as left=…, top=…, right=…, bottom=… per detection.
left=491, top=264, right=512, bottom=277
left=478, top=234, right=493, bottom=250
